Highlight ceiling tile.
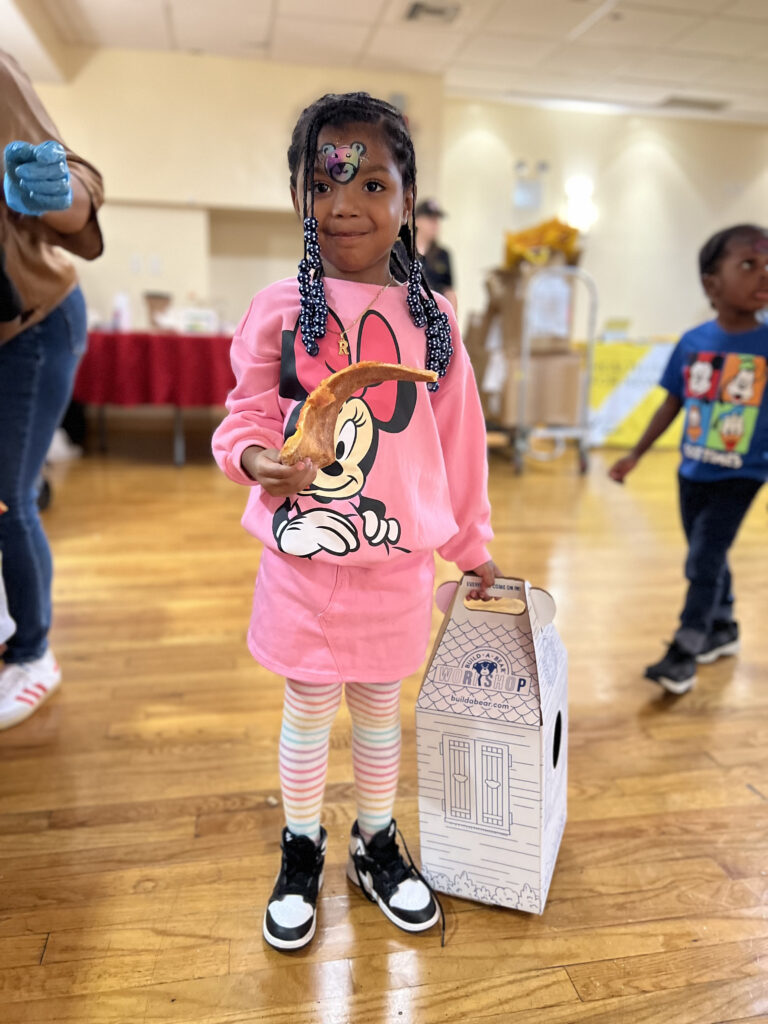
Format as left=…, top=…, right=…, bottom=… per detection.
left=456, top=33, right=559, bottom=69
left=719, top=0, right=768, bottom=19
left=620, top=0, right=727, bottom=13
left=364, top=24, right=464, bottom=66
left=278, top=0, right=388, bottom=20
left=578, top=6, right=700, bottom=46
left=482, top=0, right=604, bottom=38
left=563, top=77, right=672, bottom=104
left=66, top=0, right=170, bottom=49
left=704, top=58, right=768, bottom=91
left=620, top=49, right=726, bottom=83
left=722, top=90, right=768, bottom=111
left=269, top=18, right=371, bottom=65
left=171, top=0, right=272, bottom=54
left=445, top=65, right=543, bottom=92
left=537, top=43, right=635, bottom=76
left=673, top=15, right=768, bottom=55
left=363, top=52, right=452, bottom=74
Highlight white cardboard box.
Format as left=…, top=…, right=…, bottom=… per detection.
left=416, top=576, right=568, bottom=914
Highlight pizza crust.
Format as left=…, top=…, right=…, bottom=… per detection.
left=280, top=361, right=438, bottom=468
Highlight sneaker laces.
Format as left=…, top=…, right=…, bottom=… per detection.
left=397, top=828, right=446, bottom=948
left=353, top=824, right=446, bottom=947
left=280, top=833, right=322, bottom=896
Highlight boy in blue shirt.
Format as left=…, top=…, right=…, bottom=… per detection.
left=610, top=224, right=768, bottom=694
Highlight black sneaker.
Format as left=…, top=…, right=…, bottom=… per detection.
left=263, top=826, right=326, bottom=951
left=347, top=820, right=443, bottom=938
left=645, top=641, right=697, bottom=694
left=696, top=620, right=740, bottom=664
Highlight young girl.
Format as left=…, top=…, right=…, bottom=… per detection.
left=213, top=92, right=496, bottom=951
left=610, top=224, right=768, bottom=694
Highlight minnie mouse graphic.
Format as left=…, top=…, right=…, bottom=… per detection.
left=273, top=306, right=420, bottom=559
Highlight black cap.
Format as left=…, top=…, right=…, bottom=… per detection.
left=415, top=199, right=446, bottom=218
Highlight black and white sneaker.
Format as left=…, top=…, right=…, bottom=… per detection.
left=263, top=826, right=326, bottom=951
left=645, top=641, right=697, bottom=694
left=347, top=820, right=443, bottom=938
left=696, top=620, right=740, bottom=664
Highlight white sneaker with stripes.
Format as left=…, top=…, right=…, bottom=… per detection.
left=0, top=650, right=61, bottom=730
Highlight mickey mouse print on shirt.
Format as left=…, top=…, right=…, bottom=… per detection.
left=682, top=350, right=767, bottom=466
left=273, top=306, right=422, bottom=559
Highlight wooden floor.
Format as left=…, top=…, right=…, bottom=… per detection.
left=2, top=426, right=767, bottom=1023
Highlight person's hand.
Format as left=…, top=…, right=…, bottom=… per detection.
left=3, top=140, right=72, bottom=216
left=467, top=560, right=503, bottom=600
left=608, top=453, right=638, bottom=483
left=242, top=446, right=317, bottom=497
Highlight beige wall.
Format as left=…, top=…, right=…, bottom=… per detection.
left=75, top=202, right=209, bottom=329
left=442, top=99, right=768, bottom=337
left=209, top=209, right=300, bottom=329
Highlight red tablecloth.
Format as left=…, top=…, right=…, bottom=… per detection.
left=73, top=331, right=235, bottom=407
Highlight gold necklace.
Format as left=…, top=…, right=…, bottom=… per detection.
left=338, top=282, right=391, bottom=355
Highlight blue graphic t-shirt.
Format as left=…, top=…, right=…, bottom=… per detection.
left=660, top=320, right=768, bottom=482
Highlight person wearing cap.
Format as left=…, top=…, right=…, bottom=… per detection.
left=414, top=199, right=457, bottom=312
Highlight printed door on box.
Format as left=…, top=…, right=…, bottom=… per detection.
left=442, top=735, right=511, bottom=834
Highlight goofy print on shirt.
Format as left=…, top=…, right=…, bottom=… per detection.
left=272, top=307, right=419, bottom=559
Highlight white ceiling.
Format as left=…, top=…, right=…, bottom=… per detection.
left=7, top=0, right=768, bottom=124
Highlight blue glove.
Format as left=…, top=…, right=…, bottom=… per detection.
left=3, top=140, right=72, bottom=216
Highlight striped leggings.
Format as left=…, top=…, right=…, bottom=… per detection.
left=279, top=678, right=401, bottom=842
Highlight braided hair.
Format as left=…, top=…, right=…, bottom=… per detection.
left=287, top=92, right=452, bottom=390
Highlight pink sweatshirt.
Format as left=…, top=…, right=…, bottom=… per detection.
left=212, top=276, right=493, bottom=571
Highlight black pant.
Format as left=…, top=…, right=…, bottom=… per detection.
left=675, top=474, right=763, bottom=654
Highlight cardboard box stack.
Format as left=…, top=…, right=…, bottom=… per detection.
left=467, top=219, right=585, bottom=431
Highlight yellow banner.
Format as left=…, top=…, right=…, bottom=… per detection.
left=588, top=340, right=682, bottom=450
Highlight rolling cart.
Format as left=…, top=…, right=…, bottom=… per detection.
left=513, top=265, right=598, bottom=474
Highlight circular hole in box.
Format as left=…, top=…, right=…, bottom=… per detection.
left=553, top=711, right=563, bottom=770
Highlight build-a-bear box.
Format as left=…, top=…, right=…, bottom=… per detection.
left=416, top=576, right=567, bottom=914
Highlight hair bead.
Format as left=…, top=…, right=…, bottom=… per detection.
left=407, top=257, right=427, bottom=328
left=298, top=216, right=328, bottom=356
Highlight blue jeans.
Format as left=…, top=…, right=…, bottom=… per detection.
left=0, top=287, right=87, bottom=663
left=675, top=473, right=763, bottom=655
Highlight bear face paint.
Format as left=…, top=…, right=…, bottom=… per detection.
left=320, top=142, right=366, bottom=183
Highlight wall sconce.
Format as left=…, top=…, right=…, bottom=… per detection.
left=513, top=159, right=549, bottom=212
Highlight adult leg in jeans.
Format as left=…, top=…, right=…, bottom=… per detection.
left=676, top=474, right=762, bottom=655
left=0, top=287, right=87, bottom=664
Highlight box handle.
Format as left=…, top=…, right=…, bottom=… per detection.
left=435, top=577, right=557, bottom=623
